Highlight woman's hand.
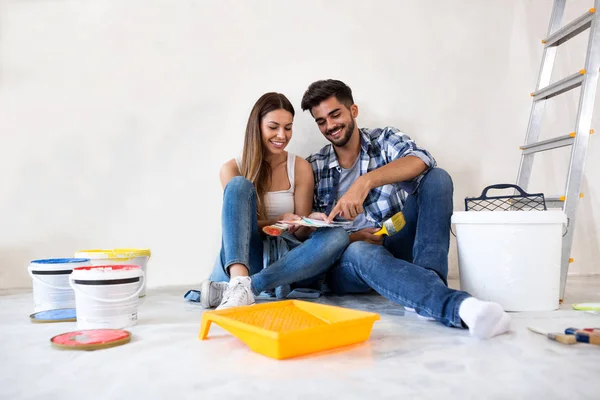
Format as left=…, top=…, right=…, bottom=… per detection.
left=307, top=212, right=328, bottom=221
left=278, top=213, right=301, bottom=234
left=279, top=213, right=301, bottom=222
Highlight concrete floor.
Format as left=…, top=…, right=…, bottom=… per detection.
left=1, top=276, right=599, bottom=399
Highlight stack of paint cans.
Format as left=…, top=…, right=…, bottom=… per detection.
left=27, top=249, right=150, bottom=350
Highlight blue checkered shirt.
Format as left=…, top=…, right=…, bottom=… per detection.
left=307, top=127, right=436, bottom=225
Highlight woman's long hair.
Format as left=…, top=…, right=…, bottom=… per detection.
left=240, top=92, right=295, bottom=219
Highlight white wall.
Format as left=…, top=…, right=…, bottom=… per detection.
left=1, top=0, right=598, bottom=290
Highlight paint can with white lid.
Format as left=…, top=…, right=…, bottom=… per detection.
left=70, top=265, right=144, bottom=329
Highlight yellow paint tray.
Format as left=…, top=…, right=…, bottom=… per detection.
left=199, top=300, right=380, bottom=360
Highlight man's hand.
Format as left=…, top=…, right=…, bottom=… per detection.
left=349, top=228, right=384, bottom=245
left=326, top=176, right=370, bottom=223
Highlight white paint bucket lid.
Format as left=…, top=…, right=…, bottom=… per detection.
left=29, top=258, right=91, bottom=272
left=71, top=265, right=143, bottom=282
left=451, top=210, right=567, bottom=225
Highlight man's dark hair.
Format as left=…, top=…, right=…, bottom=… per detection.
left=300, top=79, right=354, bottom=112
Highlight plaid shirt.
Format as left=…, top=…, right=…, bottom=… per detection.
left=307, top=126, right=436, bottom=225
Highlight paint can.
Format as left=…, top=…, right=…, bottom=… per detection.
left=69, top=265, right=144, bottom=330
left=74, top=249, right=151, bottom=298
left=28, top=258, right=91, bottom=313
left=452, top=211, right=566, bottom=311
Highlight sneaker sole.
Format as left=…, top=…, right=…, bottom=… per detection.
left=200, top=280, right=213, bottom=309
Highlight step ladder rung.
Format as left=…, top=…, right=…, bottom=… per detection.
left=520, top=133, right=574, bottom=154
left=545, top=196, right=565, bottom=209
left=531, top=70, right=585, bottom=100
left=543, top=8, right=595, bottom=47
left=545, top=192, right=584, bottom=208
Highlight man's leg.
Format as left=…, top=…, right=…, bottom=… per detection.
left=328, top=242, right=510, bottom=338
left=384, top=167, right=453, bottom=283
left=329, top=242, right=468, bottom=327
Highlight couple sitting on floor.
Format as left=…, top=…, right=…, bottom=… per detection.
left=198, top=79, right=510, bottom=340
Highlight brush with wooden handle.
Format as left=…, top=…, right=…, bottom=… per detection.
left=373, top=211, right=406, bottom=237
left=262, top=223, right=290, bottom=237
left=527, top=327, right=577, bottom=344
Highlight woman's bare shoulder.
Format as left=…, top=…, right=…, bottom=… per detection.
left=294, top=156, right=313, bottom=182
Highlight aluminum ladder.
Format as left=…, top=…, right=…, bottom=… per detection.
left=516, top=0, right=599, bottom=300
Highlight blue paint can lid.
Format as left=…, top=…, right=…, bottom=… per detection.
left=30, top=308, right=77, bottom=323
left=31, top=258, right=90, bottom=264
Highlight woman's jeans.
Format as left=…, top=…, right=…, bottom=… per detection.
left=209, top=176, right=349, bottom=296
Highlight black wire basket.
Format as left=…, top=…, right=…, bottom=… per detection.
left=465, top=184, right=547, bottom=212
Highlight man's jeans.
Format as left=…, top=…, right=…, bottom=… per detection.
left=327, top=168, right=471, bottom=327
left=209, top=176, right=349, bottom=296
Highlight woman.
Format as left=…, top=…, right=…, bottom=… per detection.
left=201, top=92, right=349, bottom=309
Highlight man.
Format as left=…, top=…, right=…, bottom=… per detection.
left=302, top=79, right=509, bottom=339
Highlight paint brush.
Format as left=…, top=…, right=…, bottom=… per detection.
left=374, top=211, right=406, bottom=236
left=262, top=223, right=289, bottom=236
left=527, top=327, right=577, bottom=344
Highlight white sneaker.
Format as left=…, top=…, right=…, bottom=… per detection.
left=200, top=280, right=229, bottom=309
left=216, top=276, right=255, bottom=310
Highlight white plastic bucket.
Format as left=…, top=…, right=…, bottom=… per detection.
left=451, top=211, right=567, bottom=311
left=74, top=249, right=150, bottom=298
left=28, top=258, right=91, bottom=312
left=70, top=265, right=144, bottom=329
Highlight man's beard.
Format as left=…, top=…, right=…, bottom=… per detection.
left=327, top=117, right=355, bottom=148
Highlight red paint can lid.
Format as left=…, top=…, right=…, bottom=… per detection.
left=72, top=265, right=140, bottom=272
left=50, top=329, right=131, bottom=350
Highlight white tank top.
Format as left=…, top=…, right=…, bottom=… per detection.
left=235, top=153, right=296, bottom=220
